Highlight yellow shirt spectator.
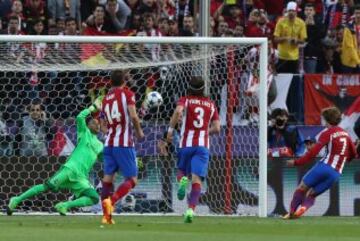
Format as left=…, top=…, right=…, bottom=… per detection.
left=341, top=27, right=360, bottom=68
left=274, top=16, right=307, bottom=61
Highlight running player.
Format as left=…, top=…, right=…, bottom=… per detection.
left=167, top=76, right=221, bottom=223
left=100, top=70, right=144, bottom=224
left=284, top=107, right=358, bottom=219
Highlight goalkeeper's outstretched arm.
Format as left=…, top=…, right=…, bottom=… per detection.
left=76, top=106, right=97, bottom=133
left=76, top=96, right=103, bottom=135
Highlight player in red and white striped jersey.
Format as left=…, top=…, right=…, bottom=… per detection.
left=167, top=76, right=220, bottom=223
left=100, top=70, right=144, bottom=225
left=284, top=107, right=358, bottom=219
left=177, top=94, right=218, bottom=149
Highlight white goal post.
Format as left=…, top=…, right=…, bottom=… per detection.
left=0, top=35, right=268, bottom=217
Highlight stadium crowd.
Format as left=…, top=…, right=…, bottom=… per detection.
left=0, top=0, right=360, bottom=73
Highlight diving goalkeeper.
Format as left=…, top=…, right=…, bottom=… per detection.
left=7, top=100, right=103, bottom=216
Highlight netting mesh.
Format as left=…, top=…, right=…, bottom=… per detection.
left=0, top=39, right=262, bottom=215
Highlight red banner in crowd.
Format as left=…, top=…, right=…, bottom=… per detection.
left=304, top=74, right=360, bottom=125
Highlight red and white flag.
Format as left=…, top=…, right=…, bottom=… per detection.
left=340, top=96, right=360, bottom=142
left=48, top=129, right=75, bottom=156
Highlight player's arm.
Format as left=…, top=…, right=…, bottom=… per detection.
left=209, top=120, right=221, bottom=135
left=287, top=131, right=329, bottom=167
left=209, top=104, right=220, bottom=135
left=128, top=105, right=144, bottom=139
left=76, top=96, right=102, bottom=134
left=348, top=139, right=358, bottom=161
left=356, top=140, right=360, bottom=157
left=167, top=105, right=184, bottom=142
left=97, top=149, right=104, bottom=162
left=76, top=108, right=93, bottom=133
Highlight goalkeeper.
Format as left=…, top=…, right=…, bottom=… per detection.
left=7, top=99, right=103, bottom=216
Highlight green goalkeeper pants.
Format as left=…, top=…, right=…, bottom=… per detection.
left=46, top=166, right=94, bottom=198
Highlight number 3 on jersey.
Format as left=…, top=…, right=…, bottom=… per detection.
left=193, top=107, right=204, bottom=128
left=104, top=101, right=121, bottom=125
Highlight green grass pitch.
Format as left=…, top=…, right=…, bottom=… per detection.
left=0, top=215, right=359, bottom=241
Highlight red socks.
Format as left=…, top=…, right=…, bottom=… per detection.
left=111, top=179, right=136, bottom=204
left=101, top=181, right=113, bottom=200
left=188, top=183, right=201, bottom=210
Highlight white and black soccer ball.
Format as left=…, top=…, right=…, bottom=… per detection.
left=121, top=194, right=136, bottom=211
left=144, top=91, right=163, bottom=109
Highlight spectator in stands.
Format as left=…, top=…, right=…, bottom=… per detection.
left=245, top=8, right=274, bottom=37
left=32, top=18, right=46, bottom=35
left=52, top=17, right=80, bottom=63
left=137, top=0, right=158, bottom=15
left=128, top=12, right=142, bottom=31
left=233, top=24, right=244, bottom=37
left=268, top=108, right=305, bottom=157
left=56, top=17, right=66, bottom=33
left=168, top=16, right=179, bottom=36
left=0, top=0, right=12, bottom=19
left=316, top=38, right=337, bottom=73
left=85, top=5, right=108, bottom=34
left=0, top=16, right=25, bottom=64
left=338, top=23, right=360, bottom=73
left=64, top=16, right=78, bottom=35
left=24, top=19, right=47, bottom=64
left=179, top=15, right=197, bottom=36
left=222, top=4, right=243, bottom=30
left=331, top=25, right=345, bottom=73
left=20, top=99, right=51, bottom=156
left=105, top=0, right=132, bottom=32
left=126, top=0, right=140, bottom=12
left=299, top=0, right=324, bottom=19
left=174, top=0, right=195, bottom=30
left=254, top=0, right=284, bottom=21
left=136, top=13, right=161, bottom=60
left=23, top=0, right=47, bottom=26
left=341, top=4, right=360, bottom=73
left=324, top=0, right=353, bottom=30
left=4, top=0, right=26, bottom=32
left=87, top=3, right=130, bottom=34
left=216, top=20, right=228, bottom=37
left=80, top=0, right=97, bottom=24
left=303, top=3, right=325, bottom=73
left=158, top=17, right=170, bottom=36
left=158, top=0, right=176, bottom=18
left=274, top=1, right=307, bottom=73
left=47, top=0, right=80, bottom=26
left=0, top=107, right=13, bottom=156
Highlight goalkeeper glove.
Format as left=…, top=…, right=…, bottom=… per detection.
left=137, top=157, right=144, bottom=172
left=90, top=95, right=104, bottom=112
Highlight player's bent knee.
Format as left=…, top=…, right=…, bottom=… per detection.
left=102, top=175, right=114, bottom=183
left=130, top=177, right=138, bottom=187
left=81, top=188, right=100, bottom=204
left=307, top=189, right=317, bottom=197
left=44, top=181, right=57, bottom=192
left=298, top=182, right=309, bottom=191
left=191, top=174, right=202, bottom=184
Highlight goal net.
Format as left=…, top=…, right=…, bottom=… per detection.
left=0, top=36, right=268, bottom=216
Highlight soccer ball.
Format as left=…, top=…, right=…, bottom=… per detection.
left=144, top=91, right=163, bottom=109
left=121, top=194, right=136, bottom=211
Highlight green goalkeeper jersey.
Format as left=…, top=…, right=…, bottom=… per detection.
left=63, top=107, right=103, bottom=177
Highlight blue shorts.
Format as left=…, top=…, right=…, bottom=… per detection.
left=177, top=147, right=210, bottom=178
left=103, top=147, right=137, bottom=178
left=302, top=162, right=340, bottom=196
